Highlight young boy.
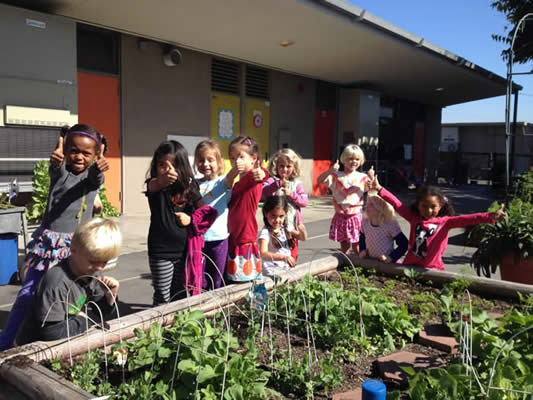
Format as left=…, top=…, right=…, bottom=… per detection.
left=16, top=218, right=121, bottom=346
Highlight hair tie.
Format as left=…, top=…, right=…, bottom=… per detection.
left=246, top=137, right=252, bottom=146
left=443, top=196, right=448, bottom=203
left=70, top=130, right=101, bottom=145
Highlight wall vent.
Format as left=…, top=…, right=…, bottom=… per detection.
left=4, top=106, right=77, bottom=127
left=246, top=66, right=269, bottom=99
left=211, top=59, right=240, bottom=95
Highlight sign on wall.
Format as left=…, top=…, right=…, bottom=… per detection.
left=252, top=110, right=263, bottom=128
left=217, top=109, right=234, bottom=139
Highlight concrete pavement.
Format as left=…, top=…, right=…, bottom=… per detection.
left=0, top=183, right=503, bottom=329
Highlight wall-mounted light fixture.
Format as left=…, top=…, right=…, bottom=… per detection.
left=163, top=45, right=182, bottom=66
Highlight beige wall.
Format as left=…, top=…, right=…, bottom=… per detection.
left=121, top=35, right=211, bottom=215
left=269, top=71, right=316, bottom=194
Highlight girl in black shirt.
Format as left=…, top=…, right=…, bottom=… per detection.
left=145, top=141, right=202, bottom=305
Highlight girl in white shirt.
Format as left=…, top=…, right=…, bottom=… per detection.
left=258, top=196, right=307, bottom=278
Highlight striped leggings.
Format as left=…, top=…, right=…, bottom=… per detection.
left=149, top=256, right=186, bottom=306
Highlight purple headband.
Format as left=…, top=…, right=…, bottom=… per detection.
left=70, top=130, right=101, bottom=145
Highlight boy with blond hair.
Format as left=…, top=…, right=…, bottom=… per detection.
left=17, top=218, right=122, bottom=345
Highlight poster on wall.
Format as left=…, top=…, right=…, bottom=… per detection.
left=252, top=110, right=263, bottom=128
left=217, top=108, right=234, bottom=139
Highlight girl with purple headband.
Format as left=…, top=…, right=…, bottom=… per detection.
left=0, top=124, right=109, bottom=350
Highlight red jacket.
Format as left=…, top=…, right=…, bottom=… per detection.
left=228, top=169, right=269, bottom=251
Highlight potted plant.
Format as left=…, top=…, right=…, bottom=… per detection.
left=470, top=197, right=533, bottom=284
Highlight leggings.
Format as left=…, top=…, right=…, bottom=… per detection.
left=149, top=256, right=186, bottom=306
left=0, top=268, right=45, bottom=350
left=202, top=238, right=228, bottom=290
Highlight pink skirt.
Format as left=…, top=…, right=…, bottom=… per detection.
left=329, top=212, right=362, bottom=243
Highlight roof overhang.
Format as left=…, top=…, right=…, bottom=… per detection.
left=1, top=0, right=517, bottom=107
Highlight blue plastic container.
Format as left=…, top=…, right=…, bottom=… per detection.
left=0, top=233, right=18, bottom=285
left=362, top=379, right=386, bottom=400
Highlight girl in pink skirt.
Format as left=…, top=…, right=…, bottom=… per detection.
left=317, top=144, right=373, bottom=255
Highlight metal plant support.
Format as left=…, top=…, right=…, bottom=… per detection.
left=504, top=13, right=533, bottom=189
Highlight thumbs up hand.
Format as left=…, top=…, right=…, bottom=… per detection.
left=365, top=174, right=382, bottom=192
left=332, top=159, right=340, bottom=172
left=158, top=159, right=178, bottom=188
left=492, top=203, right=506, bottom=222
left=252, top=158, right=266, bottom=182
left=50, top=135, right=65, bottom=167
left=367, top=165, right=375, bottom=181
left=95, top=142, right=110, bottom=172
left=236, top=158, right=246, bottom=174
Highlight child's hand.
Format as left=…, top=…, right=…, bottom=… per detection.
left=379, top=254, right=392, bottom=263
left=291, top=222, right=307, bottom=241
left=93, top=193, right=103, bottom=215
left=50, top=135, right=65, bottom=166
left=281, top=178, right=292, bottom=195
left=492, top=203, right=506, bottom=222
left=285, top=255, right=296, bottom=267
left=236, top=158, right=246, bottom=174
left=95, top=143, right=110, bottom=172
left=252, top=159, right=265, bottom=181
left=366, top=175, right=382, bottom=192
left=99, top=276, right=119, bottom=304
left=158, top=160, right=178, bottom=188
left=331, top=159, right=340, bottom=172
left=367, top=165, right=375, bottom=181
left=175, top=212, right=191, bottom=226
left=359, top=249, right=367, bottom=259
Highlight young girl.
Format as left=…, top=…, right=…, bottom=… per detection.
left=263, top=148, right=308, bottom=261
left=0, top=124, right=109, bottom=350
left=226, top=136, right=269, bottom=282
left=146, top=140, right=203, bottom=305
left=359, top=192, right=408, bottom=263
left=194, top=139, right=233, bottom=290
left=368, top=177, right=506, bottom=270
left=317, top=144, right=372, bottom=255
left=259, top=196, right=307, bottom=278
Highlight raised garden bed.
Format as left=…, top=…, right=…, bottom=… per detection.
left=1, top=256, right=532, bottom=399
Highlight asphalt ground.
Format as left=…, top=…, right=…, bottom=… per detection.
left=0, top=184, right=503, bottom=330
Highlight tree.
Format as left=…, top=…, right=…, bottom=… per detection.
left=491, top=0, right=533, bottom=64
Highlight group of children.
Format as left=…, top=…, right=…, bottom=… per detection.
left=0, top=123, right=507, bottom=350
left=145, top=136, right=310, bottom=307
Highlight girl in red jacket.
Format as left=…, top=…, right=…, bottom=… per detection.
left=368, top=177, right=505, bottom=270
left=226, top=136, right=268, bottom=282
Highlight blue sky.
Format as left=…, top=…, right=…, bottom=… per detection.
left=347, top=0, right=533, bottom=123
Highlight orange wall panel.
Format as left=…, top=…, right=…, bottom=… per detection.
left=77, top=72, right=121, bottom=211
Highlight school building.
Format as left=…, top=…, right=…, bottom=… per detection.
left=0, top=1, right=510, bottom=215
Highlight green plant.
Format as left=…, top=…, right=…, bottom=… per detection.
left=26, top=160, right=50, bottom=223
left=52, top=311, right=275, bottom=400
left=271, top=351, right=342, bottom=398
left=470, top=199, right=533, bottom=277
left=270, top=274, right=421, bottom=358
left=94, top=185, right=120, bottom=217
left=403, top=268, right=424, bottom=284
left=404, top=308, right=533, bottom=399
left=513, top=171, right=533, bottom=203
left=25, top=160, right=120, bottom=223
left=0, top=193, right=16, bottom=209
left=408, top=291, right=440, bottom=320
